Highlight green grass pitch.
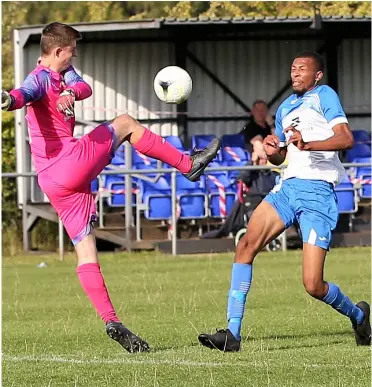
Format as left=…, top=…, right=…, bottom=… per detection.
left=2, top=247, right=371, bottom=386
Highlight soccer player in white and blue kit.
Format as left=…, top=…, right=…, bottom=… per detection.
left=198, top=52, right=371, bottom=351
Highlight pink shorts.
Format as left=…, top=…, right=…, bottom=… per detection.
left=38, top=123, right=116, bottom=245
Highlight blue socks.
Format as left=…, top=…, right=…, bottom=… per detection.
left=227, top=263, right=252, bottom=339
left=322, top=282, right=365, bottom=324
left=226, top=269, right=363, bottom=340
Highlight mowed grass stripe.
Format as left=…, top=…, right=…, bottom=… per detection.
left=2, top=247, right=371, bottom=387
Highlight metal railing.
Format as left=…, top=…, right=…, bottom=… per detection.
left=2, top=162, right=371, bottom=260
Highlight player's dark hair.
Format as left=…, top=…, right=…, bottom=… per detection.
left=295, top=51, right=325, bottom=72
left=41, top=22, right=81, bottom=54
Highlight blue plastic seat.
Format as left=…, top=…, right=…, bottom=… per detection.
left=104, top=174, right=126, bottom=207
left=97, top=169, right=135, bottom=207
left=114, top=144, right=125, bottom=159
left=351, top=157, right=371, bottom=199
left=209, top=192, right=236, bottom=218
left=104, top=149, right=126, bottom=186
left=205, top=161, right=228, bottom=178
left=131, top=151, right=158, bottom=180
left=91, top=178, right=99, bottom=194
left=175, top=174, right=207, bottom=219
left=353, top=157, right=371, bottom=177
left=346, top=144, right=371, bottom=162
left=206, top=173, right=237, bottom=218
left=224, top=160, right=249, bottom=183
left=335, top=175, right=357, bottom=213
left=138, top=177, right=172, bottom=220
left=221, top=133, right=245, bottom=148
left=191, top=134, right=216, bottom=149
left=221, top=135, right=247, bottom=176
left=107, top=181, right=125, bottom=206
left=133, top=162, right=158, bottom=173
left=352, top=130, right=371, bottom=144
left=132, top=148, right=157, bottom=168
left=101, top=164, right=122, bottom=186
left=164, top=135, right=185, bottom=151
left=222, top=146, right=250, bottom=163
left=106, top=181, right=137, bottom=207
left=161, top=136, right=186, bottom=168
left=175, top=174, right=206, bottom=191
left=359, top=174, right=371, bottom=198
left=111, top=154, right=125, bottom=165
left=352, top=157, right=371, bottom=198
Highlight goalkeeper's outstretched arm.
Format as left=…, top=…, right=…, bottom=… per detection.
left=2, top=73, right=45, bottom=111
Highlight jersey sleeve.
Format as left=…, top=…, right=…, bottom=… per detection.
left=319, top=86, right=348, bottom=128
left=8, top=73, right=45, bottom=110
left=63, top=66, right=92, bottom=101
left=274, top=105, right=286, bottom=147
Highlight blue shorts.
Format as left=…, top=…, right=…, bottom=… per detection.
left=264, top=178, right=339, bottom=250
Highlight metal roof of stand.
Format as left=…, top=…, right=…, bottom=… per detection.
left=16, top=15, right=371, bottom=47
left=161, top=15, right=371, bottom=24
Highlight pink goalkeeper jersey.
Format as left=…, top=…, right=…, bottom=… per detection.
left=9, top=64, right=92, bottom=173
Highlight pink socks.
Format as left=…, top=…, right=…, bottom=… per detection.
left=133, top=129, right=192, bottom=173
left=77, top=263, right=120, bottom=324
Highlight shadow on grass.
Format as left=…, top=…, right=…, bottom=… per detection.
left=247, top=329, right=352, bottom=341
left=149, top=342, right=200, bottom=353
left=107, top=330, right=354, bottom=354
left=239, top=330, right=352, bottom=351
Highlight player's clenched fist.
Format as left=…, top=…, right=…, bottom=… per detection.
left=57, top=89, right=75, bottom=117
left=1, top=90, right=12, bottom=111
left=283, top=126, right=306, bottom=150
left=263, top=134, right=280, bottom=155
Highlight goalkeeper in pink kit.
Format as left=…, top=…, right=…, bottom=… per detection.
left=2, top=22, right=221, bottom=353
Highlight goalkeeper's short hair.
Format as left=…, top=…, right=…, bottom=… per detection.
left=41, top=22, right=82, bottom=55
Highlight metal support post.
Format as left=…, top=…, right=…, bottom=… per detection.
left=22, top=176, right=29, bottom=251
left=98, top=175, right=104, bottom=228
left=281, top=229, right=287, bottom=252
left=171, top=170, right=177, bottom=256
left=58, top=218, right=64, bottom=261
left=124, top=142, right=132, bottom=252
left=136, top=192, right=142, bottom=241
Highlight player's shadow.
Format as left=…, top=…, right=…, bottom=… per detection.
left=266, top=339, right=346, bottom=351
left=241, top=330, right=352, bottom=351
left=149, top=331, right=352, bottom=353
left=256, top=329, right=351, bottom=341
left=150, top=342, right=200, bottom=353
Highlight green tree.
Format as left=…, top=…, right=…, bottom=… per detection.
left=164, top=1, right=371, bottom=18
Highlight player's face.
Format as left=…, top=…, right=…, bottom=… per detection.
left=291, top=57, right=322, bottom=95
left=252, top=102, right=268, bottom=122
left=57, top=41, right=77, bottom=71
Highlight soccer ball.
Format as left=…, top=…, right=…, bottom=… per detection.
left=153, top=66, right=192, bottom=104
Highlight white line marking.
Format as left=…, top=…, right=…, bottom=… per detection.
left=2, top=354, right=368, bottom=369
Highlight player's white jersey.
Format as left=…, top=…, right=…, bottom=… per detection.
left=275, top=85, right=347, bottom=185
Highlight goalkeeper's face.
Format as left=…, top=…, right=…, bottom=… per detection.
left=56, top=41, right=77, bottom=71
